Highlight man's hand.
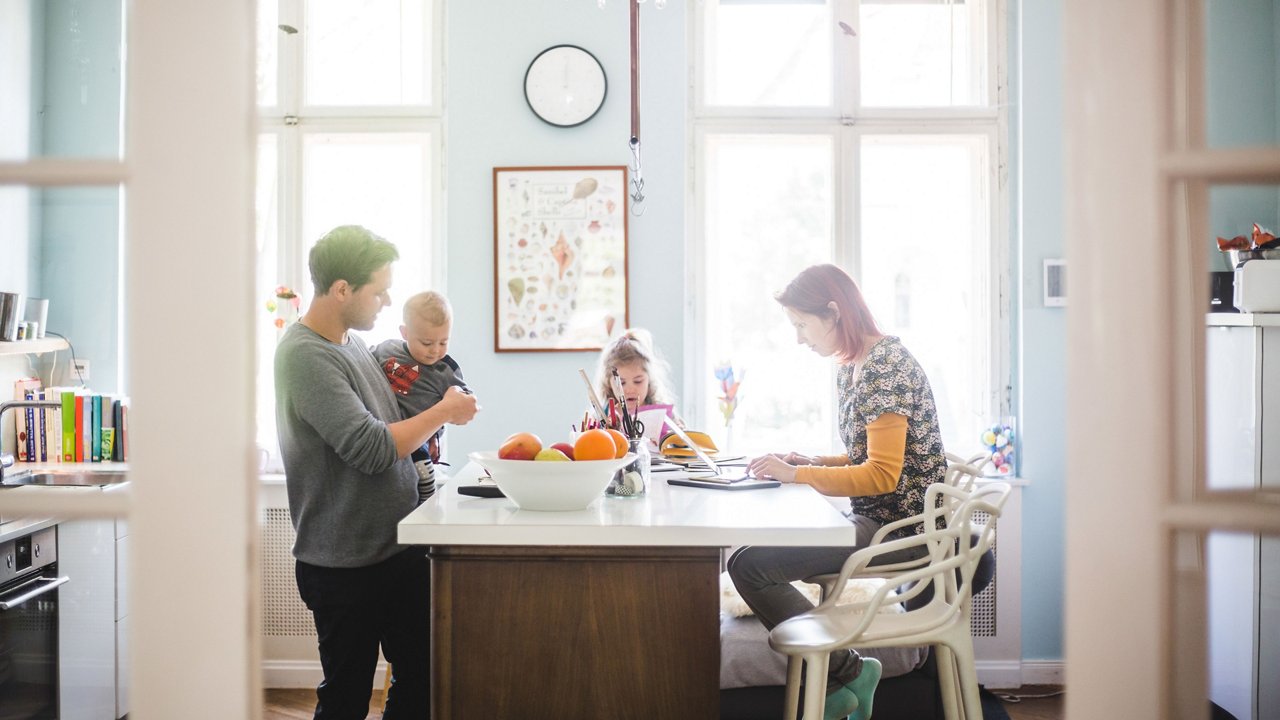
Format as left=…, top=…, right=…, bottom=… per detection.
left=439, top=385, right=480, bottom=425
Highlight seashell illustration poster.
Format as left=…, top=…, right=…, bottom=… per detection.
left=493, top=166, right=629, bottom=351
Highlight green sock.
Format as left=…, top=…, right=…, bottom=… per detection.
left=823, top=684, right=859, bottom=720
left=848, top=657, right=882, bottom=720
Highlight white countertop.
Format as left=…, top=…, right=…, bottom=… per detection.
left=398, top=462, right=856, bottom=547
left=1207, top=312, right=1280, bottom=327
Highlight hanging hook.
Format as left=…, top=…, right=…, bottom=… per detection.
left=628, top=136, right=646, bottom=216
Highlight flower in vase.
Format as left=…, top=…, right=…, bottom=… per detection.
left=268, top=285, right=302, bottom=331
left=713, top=362, right=744, bottom=427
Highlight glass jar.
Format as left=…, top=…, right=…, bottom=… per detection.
left=608, top=438, right=651, bottom=497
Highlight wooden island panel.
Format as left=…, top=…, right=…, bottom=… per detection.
left=429, top=545, right=720, bottom=720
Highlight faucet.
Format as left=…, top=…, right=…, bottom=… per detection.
left=0, top=399, right=64, bottom=480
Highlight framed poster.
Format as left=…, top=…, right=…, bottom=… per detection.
left=493, top=166, right=629, bottom=352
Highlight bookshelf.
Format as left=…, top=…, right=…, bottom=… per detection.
left=0, top=337, right=69, bottom=356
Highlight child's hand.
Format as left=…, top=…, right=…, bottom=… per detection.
left=440, top=385, right=480, bottom=425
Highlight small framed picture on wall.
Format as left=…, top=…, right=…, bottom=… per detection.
left=492, top=166, right=629, bottom=352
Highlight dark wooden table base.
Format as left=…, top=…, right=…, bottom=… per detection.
left=430, top=545, right=721, bottom=720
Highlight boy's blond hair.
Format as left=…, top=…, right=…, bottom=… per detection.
left=403, top=291, right=453, bottom=327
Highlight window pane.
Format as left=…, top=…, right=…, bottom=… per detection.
left=860, top=0, right=985, bottom=107
left=255, top=135, right=280, bottom=462
left=302, top=132, right=433, bottom=344
left=703, top=0, right=833, bottom=108
left=304, top=0, right=430, bottom=106
left=702, top=134, right=835, bottom=455
left=256, top=0, right=278, bottom=107
left=860, top=134, right=991, bottom=455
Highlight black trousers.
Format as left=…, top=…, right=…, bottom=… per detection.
left=295, top=548, right=430, bottom=720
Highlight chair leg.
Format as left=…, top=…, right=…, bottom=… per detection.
left=801, top=653, right=830, bottom=720
left=950, top=640, right=983, bottom=720
left=784, top=656, right=803, bottom=720
left=935, top=644, right=962, bottom=720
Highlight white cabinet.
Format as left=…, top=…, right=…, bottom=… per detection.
left=1206, top=315, right=1280, bottom=720
left=58, top=517, right=129, bottom=720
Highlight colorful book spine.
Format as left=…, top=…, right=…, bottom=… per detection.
left=119, top=402, right=128, bottom=462
left=37, top=390, right=48, bottom=462
left=74, top=395, right=84, bottom=463
left=61, top=391, right=76, bottom=463
left=23, top=392, right=34, bottom=463
left=100, top=394, right=114, bottom=461
left=13, top=378, right=39, bottom=462
left=90, top=395, right=102, bottom=462
left=50, top=402, right=62, bottom=464
left=112, top=400, right=124, bottom=462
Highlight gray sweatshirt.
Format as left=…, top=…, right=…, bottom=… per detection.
left=275, top=323, right=417, bottom=568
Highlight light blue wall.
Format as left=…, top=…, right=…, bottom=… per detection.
left=33, top=0, right=123, bottom=393
left=442, top=1, right=686, bottom=458
left=1206, top=0, right=1278, bottom=269
left=1016, top=0, right=1066, bottom=661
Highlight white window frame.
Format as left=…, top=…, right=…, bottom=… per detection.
left=686, top=0, right=1010, bottom=446
left=256, top=0, right=446, bottom=463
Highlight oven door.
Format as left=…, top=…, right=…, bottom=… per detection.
left=0, top=565, right=68, bottom=720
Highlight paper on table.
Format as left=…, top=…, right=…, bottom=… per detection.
left=635, top=404, right=674, bottom=443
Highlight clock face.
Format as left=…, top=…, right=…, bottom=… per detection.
left=524, top=45, right=607, bottom=128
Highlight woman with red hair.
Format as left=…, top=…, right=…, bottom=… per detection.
left=728, top=263, right=947, bottom=720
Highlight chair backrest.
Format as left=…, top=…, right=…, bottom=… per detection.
left=944, top=452, right=989, bottom=493
left=831, top=482, right=1012, bottom=641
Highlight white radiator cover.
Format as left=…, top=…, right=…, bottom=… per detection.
left=259, top=481, right=1026, bottom=688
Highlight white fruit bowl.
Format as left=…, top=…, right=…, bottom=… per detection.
left=468, top=451, right=635, bottom=511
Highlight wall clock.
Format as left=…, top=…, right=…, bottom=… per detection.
left=523, top=45, right=607, bottom=128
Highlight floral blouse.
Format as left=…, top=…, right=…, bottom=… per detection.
left=837, top=336, right=946, bottom=530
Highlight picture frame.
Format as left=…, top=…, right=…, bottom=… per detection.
left=492, top=166, right=629, bottom=352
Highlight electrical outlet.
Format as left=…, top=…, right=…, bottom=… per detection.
left=72, top=358, right=90, bottom=382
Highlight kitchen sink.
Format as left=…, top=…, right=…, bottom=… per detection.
left=1, top=470, right=129, bottom=487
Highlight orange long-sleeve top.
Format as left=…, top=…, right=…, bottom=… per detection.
left=793, top=412, right=907, bottom=497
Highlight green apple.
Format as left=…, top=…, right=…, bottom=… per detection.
left=533, top=447, right=571, bottom=462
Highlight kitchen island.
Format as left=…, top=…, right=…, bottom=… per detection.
left=398, top=463, right=855, bottom=719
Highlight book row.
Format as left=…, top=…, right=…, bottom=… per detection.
left=13, top=377, right=129, bottom=463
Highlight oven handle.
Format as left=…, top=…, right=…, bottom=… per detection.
left=0, top=575, right=69, bottom=610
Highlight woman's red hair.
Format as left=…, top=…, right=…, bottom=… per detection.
left=775, top=264, right=880, bottom=363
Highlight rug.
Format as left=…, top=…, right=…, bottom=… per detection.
left=979, top=687, right=1013, bottom=720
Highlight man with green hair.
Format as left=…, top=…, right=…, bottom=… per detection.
left=275, top=225, right=479, bottom=718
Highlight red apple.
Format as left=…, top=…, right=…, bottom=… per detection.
left=498, top=432, right=542, bottom=460
left=550, top=442, right=576, bottom=460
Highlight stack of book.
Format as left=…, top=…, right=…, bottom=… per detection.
left=12, top=377, right=129, bottom=463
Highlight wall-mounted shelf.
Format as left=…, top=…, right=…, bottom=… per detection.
left=0, top=337, right=69, bottom=356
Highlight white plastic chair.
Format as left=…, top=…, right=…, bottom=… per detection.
left=770, top=482, right=1012, bottom=720
left=804, top=457, right=989, bottom=601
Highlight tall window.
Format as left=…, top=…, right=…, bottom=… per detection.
left=693, top=0, right=1007, bottom=457
left=255, top=0, right=444, bottom=465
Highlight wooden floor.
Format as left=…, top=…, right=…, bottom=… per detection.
left=998, top=685, right=1066, bottom=720
left=264, top=685, right=1065, bottom=719
left=263, top=689, right=383, bottom=719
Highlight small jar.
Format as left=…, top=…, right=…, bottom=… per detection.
left=608, top=438, right=651, bottom=497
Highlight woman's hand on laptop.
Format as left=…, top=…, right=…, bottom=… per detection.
left=747, top=454, right=798, bottom=483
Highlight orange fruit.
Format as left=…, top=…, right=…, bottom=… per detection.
left=604, top=428, right=628, bottom=458
left=574, top=429, right=617, bottom=461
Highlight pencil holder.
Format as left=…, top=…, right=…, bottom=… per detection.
left=608, top=438, right=650, bottom=497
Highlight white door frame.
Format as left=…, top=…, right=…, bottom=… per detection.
left=1063, top=1, right=1280, bottom=718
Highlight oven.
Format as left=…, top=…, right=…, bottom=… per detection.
left=0, top=526, right=64, bottom=720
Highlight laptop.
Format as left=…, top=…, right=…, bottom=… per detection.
left=659, top=418, right=750, bottom=483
